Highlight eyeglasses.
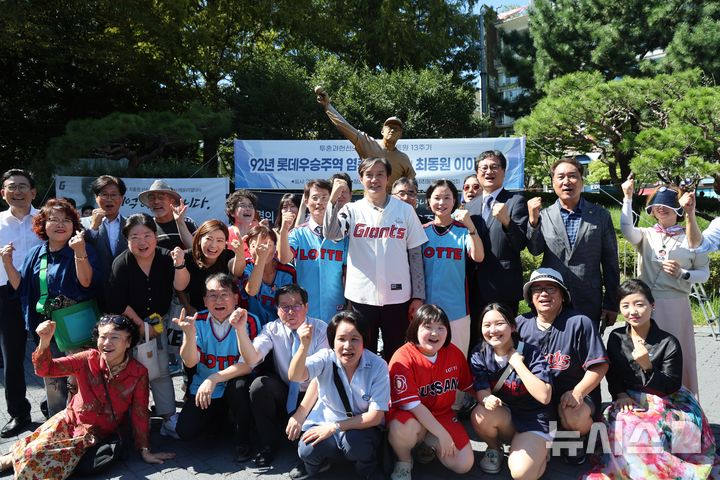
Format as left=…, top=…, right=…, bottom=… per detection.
left=530, top=286, right=558, bottom=295
left=478, top=164, right=501, bottom=173
left=46, top=217, right=73, bottom=224
left=393, top=190, right=417, bottom=198
left=463, top=184, right=480, bottom=192
left=236, top=203, right=254, bottom=210
left=3, top=184, right=31, bottom=192
left=278, top=304, right=304, bottom=313
left=128, top=233, right=155, bottom=243
left=99, top=193, right=121, bottom=200
left=206, top=292, right=234, bottom=302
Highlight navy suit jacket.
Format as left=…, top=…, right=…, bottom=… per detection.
left=83, top=215, right=129, bottom=281
left=467, top=188, right=528, bottom=317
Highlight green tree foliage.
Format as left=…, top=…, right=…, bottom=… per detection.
left=530, top=0, right=720, bottom=88
left=46, top=104, right=231, bottom=172
left=311, top=57, right=488, bottom=139
left=515, top=70, right=708, bottom=185
left=632, top=86, right=720, bottom=190
left=283, top=0, right=481, bottom=80
left=2, top=0, right=484, bottom=174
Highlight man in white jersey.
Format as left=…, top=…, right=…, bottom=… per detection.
left=324, top=157, right=427, bottom=360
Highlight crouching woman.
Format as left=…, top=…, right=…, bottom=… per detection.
left=0, top=315, right=174, bottom=479
left=288, top=310, right=390, bottom=480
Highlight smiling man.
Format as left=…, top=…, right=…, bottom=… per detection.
left=0, top=169, right=41, bottom=437
left=234, top=284, right=329, bottom=469
left=277, top=179, right=348, bottom=323
left=316, top=87, right=415, bottom=192
left=83, top=175, right=129, bottom=284
left=465, top=150, right=528, bottom=348
left=138, top=179, right=197, bottom=250
left=526, top=156, right=619, bottom=331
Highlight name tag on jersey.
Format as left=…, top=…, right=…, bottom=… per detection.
left=390, top=284, right=403, bottom=291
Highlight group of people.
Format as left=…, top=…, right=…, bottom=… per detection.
left=0, top=136, right=717, bottom=479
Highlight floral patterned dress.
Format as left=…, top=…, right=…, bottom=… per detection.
left=583, top=322, right=719, bottom=480
left=9, top=347, right=149, bottom=479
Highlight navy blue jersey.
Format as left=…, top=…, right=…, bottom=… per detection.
left=515, top=309, right=608, bottom=402
left=470, top=342, right=554, bottom=433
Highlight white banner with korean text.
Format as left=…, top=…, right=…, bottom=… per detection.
left=234, top=137, right=526, bottom=190
left=55, top=176, right=229, bottom=225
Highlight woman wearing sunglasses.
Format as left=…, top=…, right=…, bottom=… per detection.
left=0, top=315, right=174, bottom=478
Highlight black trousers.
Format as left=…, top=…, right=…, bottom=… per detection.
left=176, top=375, right=253, bottom=446
left=0, top=286, right=30, bottom=418
left=349, top=300, right=409, bottom=361
left=249, top=373, right=306, bottom=449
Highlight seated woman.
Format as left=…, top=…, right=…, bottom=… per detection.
left=173, top=273, right=261, bottom=463
left=387, top=304, right=474, bottom=480
left=241, top=225, right=296, bottom=325
left=470, top=303, right=553, bottom=479
left=584, top=279, right=718, bottom=480
left=0, top=316, right=174, bottom=479
left=287, top=310, right=390, bottom=480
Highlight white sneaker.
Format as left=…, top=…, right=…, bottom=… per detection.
left=390, top=461, right=413, bottom=480
left=479, top=448, right=502, bottom=474
left=160, top=413, right=180, bottom=440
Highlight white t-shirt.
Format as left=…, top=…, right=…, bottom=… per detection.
left=337, top=196, right=427, bottom=306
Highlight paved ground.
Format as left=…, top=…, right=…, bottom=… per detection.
left=1, top=326, right=719, bottom=479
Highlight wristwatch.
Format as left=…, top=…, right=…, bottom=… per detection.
left=681, top=271, right=691, bottom=280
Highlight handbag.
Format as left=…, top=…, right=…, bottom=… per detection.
left=135, top=323, right=161, bottom=381
left=35, top=253, right=99, bottom=352
left=332, top=363, right=394, bottom=475
left=74, top=374, right=127, bottom=476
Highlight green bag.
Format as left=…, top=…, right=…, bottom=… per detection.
left=35, top=253, right=99, bottom=352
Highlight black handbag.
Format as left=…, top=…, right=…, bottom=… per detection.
left=74, top=375, right=127, bottom=476
left=332, top=363, right=394, bottom=475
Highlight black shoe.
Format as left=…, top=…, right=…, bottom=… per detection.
left=290, top=460, right=330, bottom=480
left=253, top=446, right=274, bottom=468
left=40, top=400, right=49, bottom=419
left=289, top=461, right=309, bottom=480
left=234, top=444, right=252, bottom=463
left=1, top=414, right=31, bottom=438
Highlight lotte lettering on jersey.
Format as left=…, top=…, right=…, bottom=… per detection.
left=421, top=221, right=471, bottom=320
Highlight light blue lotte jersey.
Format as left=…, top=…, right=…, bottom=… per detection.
left=289, top=223, right=348, bottom=323
left=190, top=309, right=262, bottom=399
left=421, top=221, right=470, bottom=320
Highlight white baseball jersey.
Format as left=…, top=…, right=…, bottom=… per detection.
left=337, top=196, right=427, bottom=306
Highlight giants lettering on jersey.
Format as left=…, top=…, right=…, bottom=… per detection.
left=353, top=223, right=406, bottom=239
left=423, top=246, right=463, bottom=260
left=545, top=351, right=571, bottom=370
left=199, top=352, right=240, bottom=370
left=418, top=378, right=459, bottom=397
left=298, top=248, right=344, bottom=262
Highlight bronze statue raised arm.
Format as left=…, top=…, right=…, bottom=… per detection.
left=315, top=86, right=415, bottom=192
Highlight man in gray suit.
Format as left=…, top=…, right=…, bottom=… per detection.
left=527, top=156, right=619, bottom=330
left=83, top=175, right=129, bottom=293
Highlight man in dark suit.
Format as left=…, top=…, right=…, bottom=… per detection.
left=83, top=175, right=128, bottom=307
left=526, top=156, right=619, bottom=330
left=466, top=150, right=529, bottom=348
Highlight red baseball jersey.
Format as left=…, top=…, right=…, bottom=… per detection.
left=389, top=342, right=473, bottom=416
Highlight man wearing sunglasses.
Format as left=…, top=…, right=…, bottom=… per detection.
left=465, top=150, right=529, bottom=348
